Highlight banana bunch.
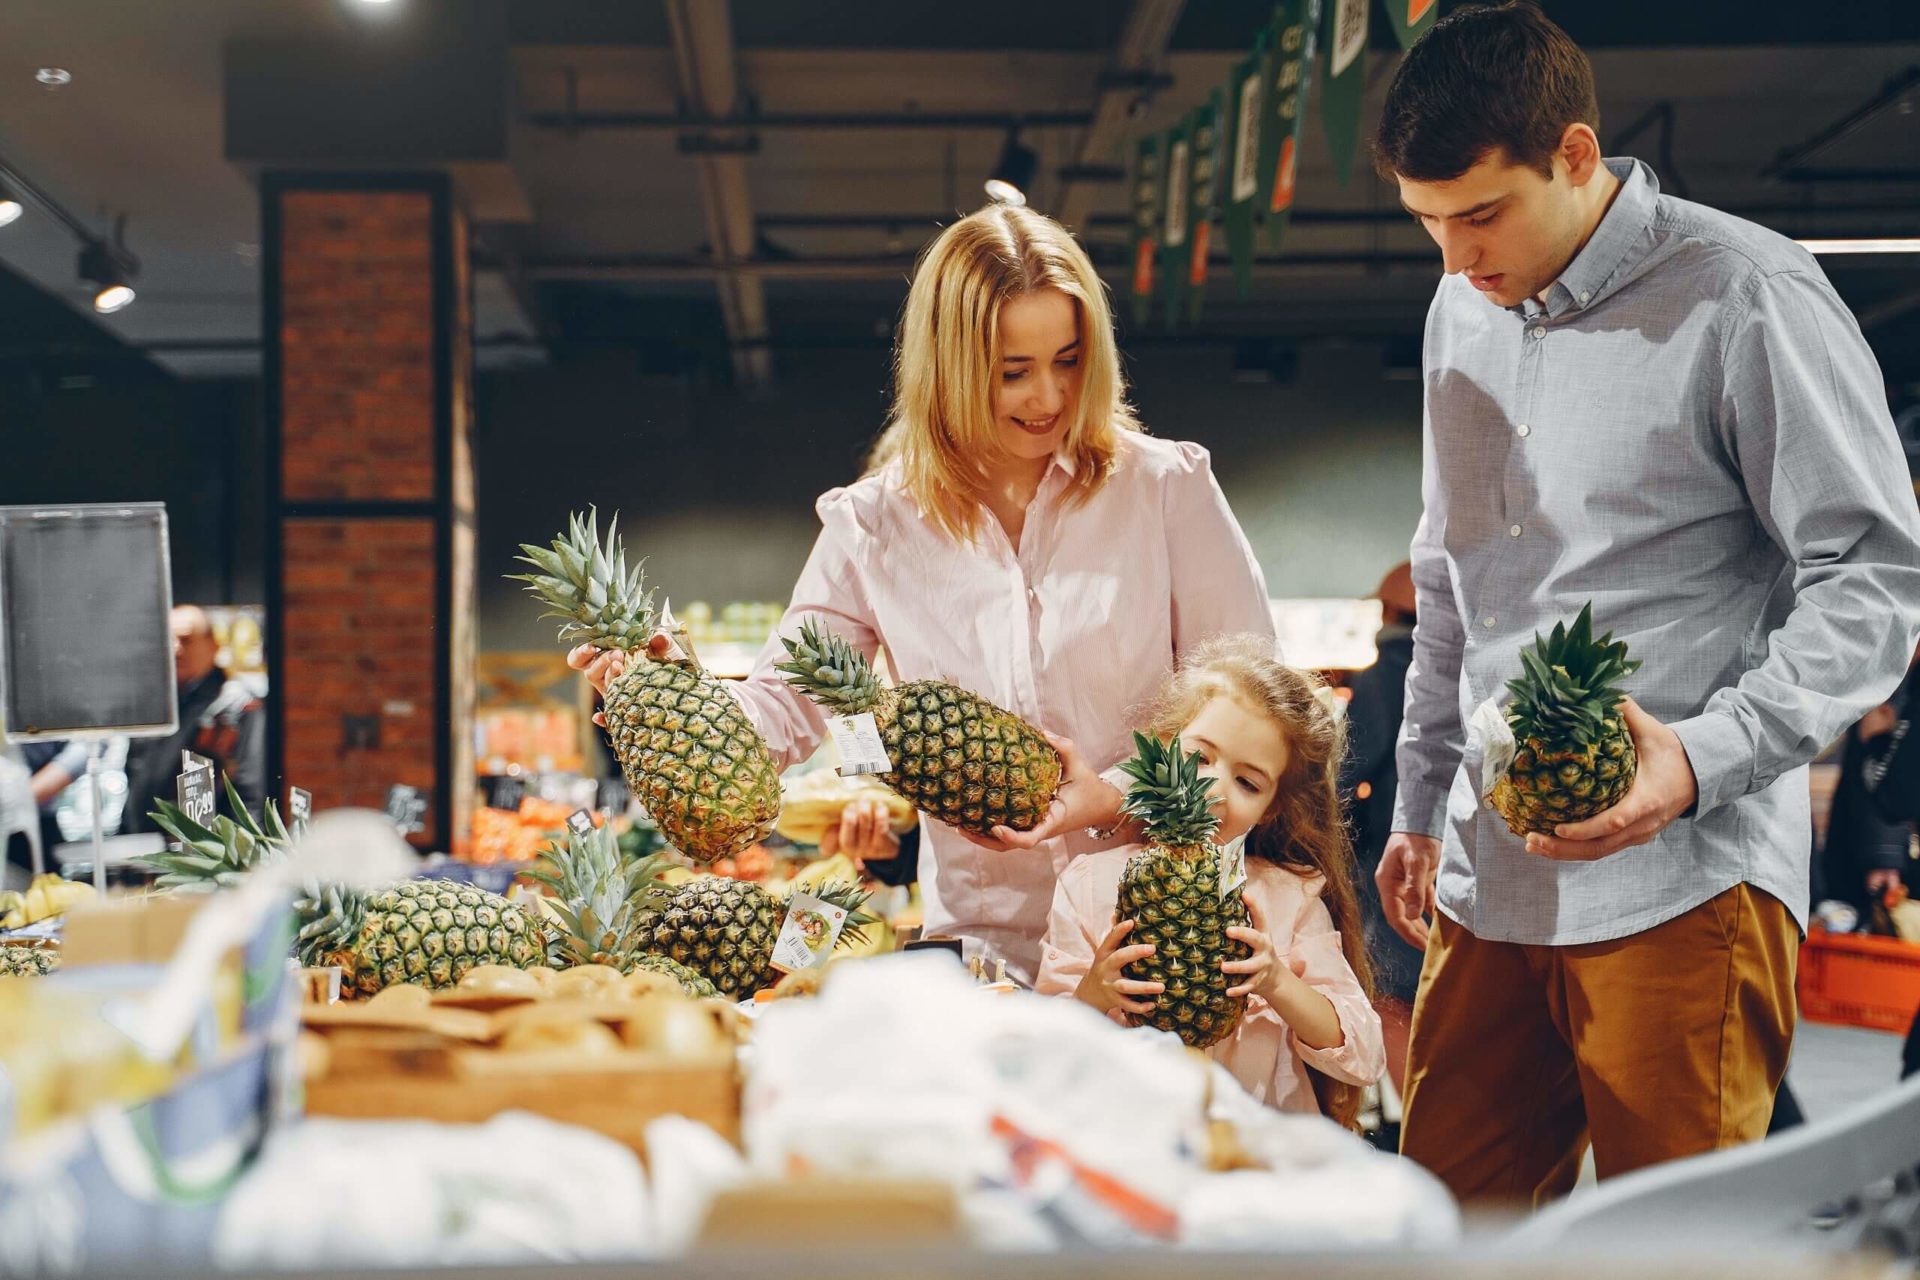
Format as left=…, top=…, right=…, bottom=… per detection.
left=0, top=874, right=98, bottom=930
left=774, top=771, right=917, bottom=847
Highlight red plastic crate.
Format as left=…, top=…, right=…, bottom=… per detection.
left=1798, top=930, right=1920, bottom=1033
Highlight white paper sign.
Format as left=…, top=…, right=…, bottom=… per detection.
left=1163, top=138, right=1191, bottom=248
left=1468, top=696, right=1518, bottom=803
left=829, top=712, right=894, bottom=776
left=1217, top=831, right=1249, bottom=900
left=1231, top=72, right=1262, bottom=203
left=1331, top=0, right=1369, bottom=76
left=769, top=892, right=849, bottom=975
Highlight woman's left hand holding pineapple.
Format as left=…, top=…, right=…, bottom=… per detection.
left=957, top=732, right=1127, bottom=853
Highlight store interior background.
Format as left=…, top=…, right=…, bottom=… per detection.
left=3, top=1, right=1915, bottom=641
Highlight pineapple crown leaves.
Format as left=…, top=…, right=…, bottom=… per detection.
left=782, top=878, right=880, bottom=950
left=139, top=778, right=292, bottom=890
left=509, top=506, right=659, bottom=653
left=1504, top=603, right=1643, bottom=747
left=773, top=615, right=885, bottom=714
left=524, top=825, right=672, bottom=964
left=293, top=882, right=364, bottom=968
left=1117, top=730, right=1221, bottom=850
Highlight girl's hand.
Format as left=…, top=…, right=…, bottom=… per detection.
left=1073, top=919, right=1162, bottom=1021
left=960, top=733, right=1126, bottom=853
left=1222, top=895, right=1304, bottom=1001
left=569, top=635, right=672, bottom=727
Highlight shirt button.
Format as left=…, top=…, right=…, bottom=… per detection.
left=1482, top=615, right=1497, bottom=629
left=1527, top=326, right=1544, bottom=340
left=1516, top=423, right=1532, bottom=437
left=1508, top=524, right=1523, bottom=538
left=1578, top=290, right=1592, bottom=304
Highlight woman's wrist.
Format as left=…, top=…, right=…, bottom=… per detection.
left=1081, top=778, right=1129, bottom=841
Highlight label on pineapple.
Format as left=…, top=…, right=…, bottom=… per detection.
left=566, top=808, right=597, bottom=839
left=1217, top=832, right=1249, bottom=900
left=1468, top=696, right=1517, bottom=803
left=176, top=754, right=216, bottom=828
left=828, top=712, right=894, bottom=776
left=385, top=784, right=428, bottom=835
left=289, top=786, right=313, bottom=837
left=769, top=891, right=850, bottom=975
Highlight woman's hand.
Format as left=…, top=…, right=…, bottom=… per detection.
left=569, top=635, right=672, bottom=727
left=1073, top=919, right=1162, bottom=1022
left=957, top=733, right=1126, bottom=853
left=820, top=797, right=901, bottom=870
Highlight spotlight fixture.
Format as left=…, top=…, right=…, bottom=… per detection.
left=984, top=129, right=1038, bottom=207
left=1795, top=238, right=1920, bottom=256
left=35, top=68, right=72, bottom=87
left=78, top=217, right=139, bottom=314
left=0, top=180, right=20, bottom=228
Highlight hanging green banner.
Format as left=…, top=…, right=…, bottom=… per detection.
left=1223, top=39, right=1269, bottom=297
left=1256, top=0, right=1319, bottom=253
left=1156, top=120, right=1192, bottom=328
left=1321, top=0, right=1368, bottom=186
left=1384, top=0, right=1438, bottom=51
left=1128, top=133, right=1166, bottom=326
left=1183, top=90, right=1226, bottom=324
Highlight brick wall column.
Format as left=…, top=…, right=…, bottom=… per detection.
left=262, top=174, right=475, bottom=853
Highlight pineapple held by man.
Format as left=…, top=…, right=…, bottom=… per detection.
left=512, top=510, right=781, bottom=863
left=1488, top=603, right=1642, bottom=837
left=775, top=616, right=1062, bottom=837
left=526, top=822, right=719, bottom=999
left=1114, top=731, right=1251, bottom=1050
left=631, top=873, right=877, bottom=1002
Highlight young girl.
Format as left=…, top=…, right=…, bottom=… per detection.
left=573, top=204, right=1273, bottom=984
left=1036, top=635, right=1384, bottom=1126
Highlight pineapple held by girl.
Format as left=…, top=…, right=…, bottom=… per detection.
left=512, top=510, right=782, bottom=862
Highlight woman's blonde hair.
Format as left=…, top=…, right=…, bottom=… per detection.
left=1140, top=634, right=1377, bottom=1132
left=867, top=204, right=1141, bottom=541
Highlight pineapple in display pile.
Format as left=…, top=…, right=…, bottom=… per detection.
left=0, top=943, right=58, bottom=977
left=512, top=510, right=781, bottom=862
left=297, top=880, right=547, bottom=1000
left=775, top=616, right=1062, bottom=837
left=140, top=783, right=548, bottom=999
left=632, top=874, right=876, bottom=1002
left=1114, top=731, right=1250, bottom=1050
left=527, top=823, right=719, bottom=999
left=1488, top=603, right=1642, bottom=837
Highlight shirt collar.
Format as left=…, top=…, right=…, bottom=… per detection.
left=1520, top=156, right=1658, bottom=321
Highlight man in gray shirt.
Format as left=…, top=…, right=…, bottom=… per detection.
left=1373, top=3, right=1920, bottom=1205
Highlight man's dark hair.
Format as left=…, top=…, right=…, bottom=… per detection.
left=1373, top=2, right=1598, bottom=183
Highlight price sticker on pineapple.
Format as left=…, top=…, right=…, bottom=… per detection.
left=1218, top=831, right=1249, bottom=900
left=769, top=891, right=850, bottom=975
left=828, top=712, right=893, bottom=777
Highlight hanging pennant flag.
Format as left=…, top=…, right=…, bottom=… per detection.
left=1184, top=90, right=1226, bottom=324
left=1321, top=0, right=1368, bottom=186
left=1157, top=120, right=1192, bottom=328
left=1128, top=133, right=1166, bottom=326
left=1384, top=0, right=1438, bottom=51
left=1223, top=39, right=1270, bottom=297
left=1256, top=0, right=1320, bottom=253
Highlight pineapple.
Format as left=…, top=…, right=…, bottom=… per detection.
left=526, top=824, right=720, bottom=998
left=1488, top=603, right=1642, bottom=836
left=631, top=874, right=876, bottom=1002
left=296, top=880, right=548, bottom=1000
left=512, top=510, right=781, bottom=863
left=775, top=617, right=1062, bottom=836
left=0, top=943, right=58, bottom=977
left=1114, top=731, right=1250, bottom=1050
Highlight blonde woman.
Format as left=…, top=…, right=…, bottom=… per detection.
left=575, top=204, right=1272, bottom=982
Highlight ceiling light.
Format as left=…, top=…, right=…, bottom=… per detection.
left=985, top=130, right=1038, bottom=207
left=1795, top=238, right=1920, bottom=256
left=0, top=181, right=21, bottom=228
left=78, top=238, right=137, bottom=314
left=35, top=68, right=72, bottom=87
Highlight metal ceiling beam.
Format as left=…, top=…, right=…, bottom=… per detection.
left=505, top=251, right=1441, bottom=284
left=1857, top=286, right=1920, bottom=333
left=663, top=0, right=771, bottom=389
left=1054, top=0, right=1186, bottom=232
left=1761, top=65, right=1920, bottom=182
left=522, top=109, right=1095, bottom=132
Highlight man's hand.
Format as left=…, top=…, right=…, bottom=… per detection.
left=1867, top=868, right=1903, bottom=899
left=1525, top=698, right=1698, bottom=861
left=955, top=733, right=1125, bottom=853
left=820, top=797, right=901, bottom=871
left=1377, top=832, right=1441, bottom=950
left=1860, top=704, right=1899, bottom=742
